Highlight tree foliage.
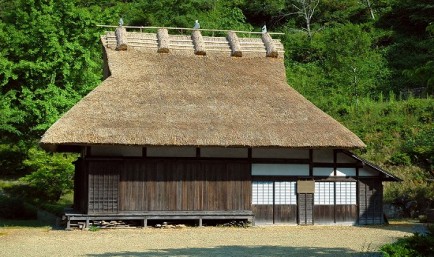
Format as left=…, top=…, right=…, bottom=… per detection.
left=21, top=147, right=76, bottom=202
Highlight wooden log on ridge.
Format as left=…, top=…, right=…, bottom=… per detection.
left=261, top=32, right=278, bottom=58
left=227, top=31, right=242, bottom=57
left=115, top=26, right=128, bottom=51
left=191, top=30, right=206, bottom=56
left=157, top=28, right=170, bottom=53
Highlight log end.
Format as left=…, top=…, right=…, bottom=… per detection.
left=266, top=51, right=278, bottom=58
left=116, top=44, right=128, bottom=51
left=231, top=51, right=242, bottom=57
left=194, top=50, right=207, bottom=56
left=157, top=48, right=170, bottom=53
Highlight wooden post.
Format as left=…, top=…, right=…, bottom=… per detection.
left=115, top=26, right=128, bottom=51
left=227, top=31, right=242, bottom=57
left=191, top=30, right=206, bottom=56
left=261, top=32, right=278, bottom=58
left=157, top=28, right=170, bottom=53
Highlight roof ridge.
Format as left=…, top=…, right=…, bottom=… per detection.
left=102, top=26, right=285, bottom=58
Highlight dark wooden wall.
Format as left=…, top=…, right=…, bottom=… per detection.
left=251, top=205, right=297, bottom=224
left=73, top=158, right=88, bottom=213
left=358, top=179, right=383, bottom=225
left=79, top=159, right=251, bottom=214
left=119, top=159, right=251, bottom=212
left=313, top=205, right=357, bottom=224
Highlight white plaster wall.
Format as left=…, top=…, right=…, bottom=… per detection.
left=91, top=145, right=142, bottom=157
left=252, top=164, right=309, bottom=176
left=147, top=146, right=196, bottom=157
left=200, top=147, right=248, bottom=158
left=252, top=148, right=309, bottom=159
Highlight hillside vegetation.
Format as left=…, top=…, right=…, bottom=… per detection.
left=0, top=0, right=433, bottom=215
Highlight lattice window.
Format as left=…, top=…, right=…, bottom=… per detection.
left=275, top=181, right=297, bottom=205
left=252, top=181, right=297, bottom=205
left=336, top=182, right=356, bottom=205
left=314, top=182, right=334, bottom=205
left=252, top=181, right=273, bottom=204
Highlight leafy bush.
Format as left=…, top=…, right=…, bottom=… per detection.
left=388, top=152, right=412, bottom=166
left=21, top=147, right=77, bottom=203
left=380, top=225, right=434, bottom=257
left=402, top=126, right=434, bottom=170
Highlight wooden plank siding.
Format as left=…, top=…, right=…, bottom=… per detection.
left=82, top=159, right=251, bottom=214
left=358, top=179, right=383, bottom=225
left=274, top=205, right=297, bottom=224
left=313, top=205, right=357, bottom=224
left=251, top=205, right=274, bottom=224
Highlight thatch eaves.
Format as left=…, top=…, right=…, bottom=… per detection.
left=40, top=28, right=366, bottom=151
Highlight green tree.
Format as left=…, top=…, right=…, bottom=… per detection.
left=21, top=147, right=76, bottom=202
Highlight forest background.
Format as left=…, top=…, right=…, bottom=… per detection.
left=0, top=0, right=433, bottom=218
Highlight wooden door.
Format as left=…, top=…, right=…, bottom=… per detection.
left=87, top=161, right=121, bottom=214
left=298, top=193, right=313, bottom=225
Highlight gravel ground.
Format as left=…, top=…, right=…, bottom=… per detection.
left=0, top=224, right=422, bottom=257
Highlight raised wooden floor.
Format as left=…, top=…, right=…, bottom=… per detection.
left=64, top=209, right=254, bottom=229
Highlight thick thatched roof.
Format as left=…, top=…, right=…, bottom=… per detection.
left=40, top=28, right=366, bottom=151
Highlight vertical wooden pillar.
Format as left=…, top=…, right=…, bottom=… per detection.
left=192, top=30, right=206, bottom=56
left=157, top=28, right=170, bottom=53
left=227, top=31, right=242, bottom=57
left=261, top=33, right=278, bottom=58
left=115, top=26, right=128, bottom=51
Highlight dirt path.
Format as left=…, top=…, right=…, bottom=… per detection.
left=0, top=224, right=421, bottom=257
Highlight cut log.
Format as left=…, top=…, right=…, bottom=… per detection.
left=227, top=31, right=242, bottom=57
left=191, top=30, right=206, bottom=56
left=115, top=26, right=128, bottom=51
left=157, top=28, right=170, bottom=53
left=261, top=32, right=278, bottom=58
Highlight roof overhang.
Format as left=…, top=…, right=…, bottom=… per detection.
left=342, top=150, right=402, bottom=182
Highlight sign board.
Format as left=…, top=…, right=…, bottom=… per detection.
left=297, top=180, right=315, bottom=194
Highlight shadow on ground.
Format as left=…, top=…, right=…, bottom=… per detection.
left=0, top=219, right=63, bottom=230
left=86, top=245, right=380, bottom=257
left=361, top=222, right=428, bottom=235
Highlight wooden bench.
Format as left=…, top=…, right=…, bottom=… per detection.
left=63, top=209, right=254, bottom=229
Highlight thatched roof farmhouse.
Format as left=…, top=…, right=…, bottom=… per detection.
left=40, top=26, right=398, bottom=228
